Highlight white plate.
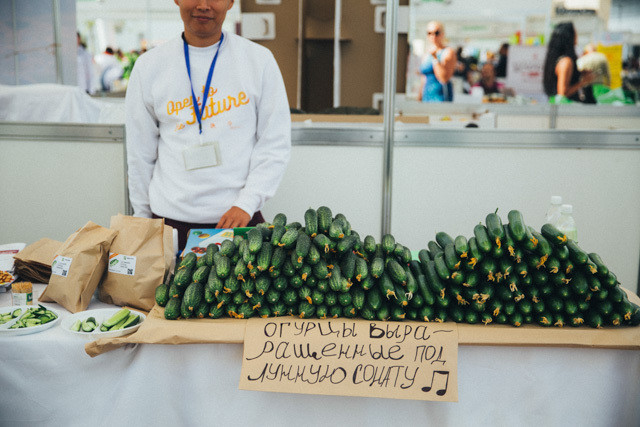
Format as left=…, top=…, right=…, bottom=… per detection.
left=61, top=307, right=146, bottom=340
left=0, top=271, right=17, bottom=289
left=0, top=305, right=61, bottom=336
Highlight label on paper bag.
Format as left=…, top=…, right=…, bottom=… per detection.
left=51, top=255, right=72, bottom=277
left=107, top=253, right=137, bottom=276
left=239, top=318, right=459, bottom=401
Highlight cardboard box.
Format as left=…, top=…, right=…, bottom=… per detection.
left=181, top=227, right=254, bottom=257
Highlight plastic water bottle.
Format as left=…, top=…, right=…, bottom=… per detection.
left=545, top=196, right=563, bottom=225
left=555, top=204, right=577, bottom=241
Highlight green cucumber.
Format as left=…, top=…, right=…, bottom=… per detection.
left=102, top=308, right=131, bottom=329
left=363, top=235, right=377, bottom=255
left=203, top=243, right=219, bottom=267
left=507, top=210, right=527, bottom=242
left=304, top=208, right=319, bottom=237
left=316, top=206, right=333, bottom=234
left=155, top=284, right=170, bottom=307
left=473, top=224, right=492, bottom=253
left=329, top=220, right=345, bottom=240
left=531, top=230, right=552, bottom=258
left=567, top=240, right=588, bottom=265
left=466, top=237, right=483, bottom=269
left=246, top=227, right=263, bottom=254
left=183, top=282, right=204, bottom=311
left=355, top=257, right=369, bottom=282
left=120, top=314, right=141, bottom=329
left=272, top=213, right=287, bottom=228
left=454, top=235, right=469, bottom=259
left=433, top=253, right=450, bottom=280
left=386, top=259, right=407, bottom=285
left=280, top=228, right=299, bottom=249
left=295, top=232, right=311, bottom=263
left=427, top=240, right=444, bottom=258
left=337, top=235, right=358, bottom=255
left=192, top=265, right=210, bottom=283
left=435, top=231, right=455, bottom=249
left=172, top=267, right=193, bottom=287
left=70, top=319, right=82, bottom=332
left=178, top=251, right=198, bottom=270
left=214, top=255, right=231, bottom=279
left=541, top=223, right=568, bottom=247
left=370, top=257, right=385, bottom=279
left=381, top=234, right=396, bottom=255
left=219, top=239, right=235, bottom=257
left=443, top=243, right=460, bottom=271
left=270, top=224, right=286, bottom=247
left=485, top=212, right=505, bottom=248
left=424, top=260, right=445, bottom=297
left=587, top=253, right=609, bottom=278
left=379, top=272, right=397, bottom=299
left=312, top=233, right=332, bottom=253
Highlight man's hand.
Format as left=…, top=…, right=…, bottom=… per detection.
left=216, top=206, right=251, bottom=229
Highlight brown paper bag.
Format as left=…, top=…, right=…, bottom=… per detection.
left=162, top=224, right=176, bottom=280
left=13, top=238, right=63, bottom=283
left=98, top=215, right=167, bottom=311
left=39, top=221, right=117, bottom=313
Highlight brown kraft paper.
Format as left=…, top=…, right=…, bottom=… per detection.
left=85, top=290, right=640, bottom=358
left=98, top=214, right=168, bottom=311
left=39, top=221, right=117, bottom=313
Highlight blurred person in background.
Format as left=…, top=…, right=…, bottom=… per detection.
left=474, top=62, right=504, bottom=95
left=94, top=47, right=124, bottom=92
left=495, top=43, right=509, bottom=78
left=577, top=43, right=611, bottom=97
left=543, top=22, right=595, bottom=103
left=419, top=21, right=456, bottom=102
left=76, top=32, right=96, bottom=95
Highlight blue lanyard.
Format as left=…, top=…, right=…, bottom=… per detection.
left=183, top=32, right=224, bottom=134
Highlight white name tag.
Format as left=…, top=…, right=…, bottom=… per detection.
left=183, top=141, right=221, bottom=170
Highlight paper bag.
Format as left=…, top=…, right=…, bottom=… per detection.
left=13, top=238, right=63, bottom=283
left=98, top=214, right=167, bottom=311
left=39, top=221, right=117, bottom=313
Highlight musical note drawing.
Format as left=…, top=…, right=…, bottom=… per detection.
left=421, top=370, right=449, bottom=396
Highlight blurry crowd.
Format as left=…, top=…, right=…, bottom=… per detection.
left=419, top=20, right=639, bottom=104
left=455, top=42, right=510, bottom=99
left=76, top=32, right=145, bottom=95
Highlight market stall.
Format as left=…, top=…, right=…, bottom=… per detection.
left=1, top=283, right=639, bottom=426
left=2, top=120, right=639, bottom=294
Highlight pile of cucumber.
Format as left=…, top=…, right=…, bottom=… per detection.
left=70, top=308, right=140, bottom=333
left=154, top=207, right=640, bottom=328
left=419, top=210, right=639, bottom=328
left=1, top=305, right=58, bottom=329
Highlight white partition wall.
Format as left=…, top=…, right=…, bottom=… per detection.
left=391, top=128, right=640, bottom=294
left=0, top=123, right=127, bottom=244
left=1, top=122, right=638, bottom=293
left=262, top=127, right=384, bottom=240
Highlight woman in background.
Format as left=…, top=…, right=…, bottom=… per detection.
left=419, top=21, right=456, bottom=102
left=543, top=21, right=594, bottom=103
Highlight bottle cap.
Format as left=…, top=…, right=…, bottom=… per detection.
left=551, top=196, right=562, bottom=205
left=560, top=204, right=573, bottom=214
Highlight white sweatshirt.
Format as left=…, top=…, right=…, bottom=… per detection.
left=125, top=31, right=291, bottom=223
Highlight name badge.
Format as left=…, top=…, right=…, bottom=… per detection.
left=183, top=141, right=221, bottom=170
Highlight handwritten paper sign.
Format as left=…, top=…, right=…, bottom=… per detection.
left=240, top=318, right=458, bottom=401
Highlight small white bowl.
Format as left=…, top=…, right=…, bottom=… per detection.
left=61, top=307, right=146, bottom=340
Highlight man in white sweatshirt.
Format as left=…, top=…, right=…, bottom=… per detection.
left=125, top=0, right=291, bottom=249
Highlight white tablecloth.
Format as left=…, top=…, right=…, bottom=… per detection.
left=1, top=285, right=639, bottom=427
left=0, top=84, right=102, bottom=123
